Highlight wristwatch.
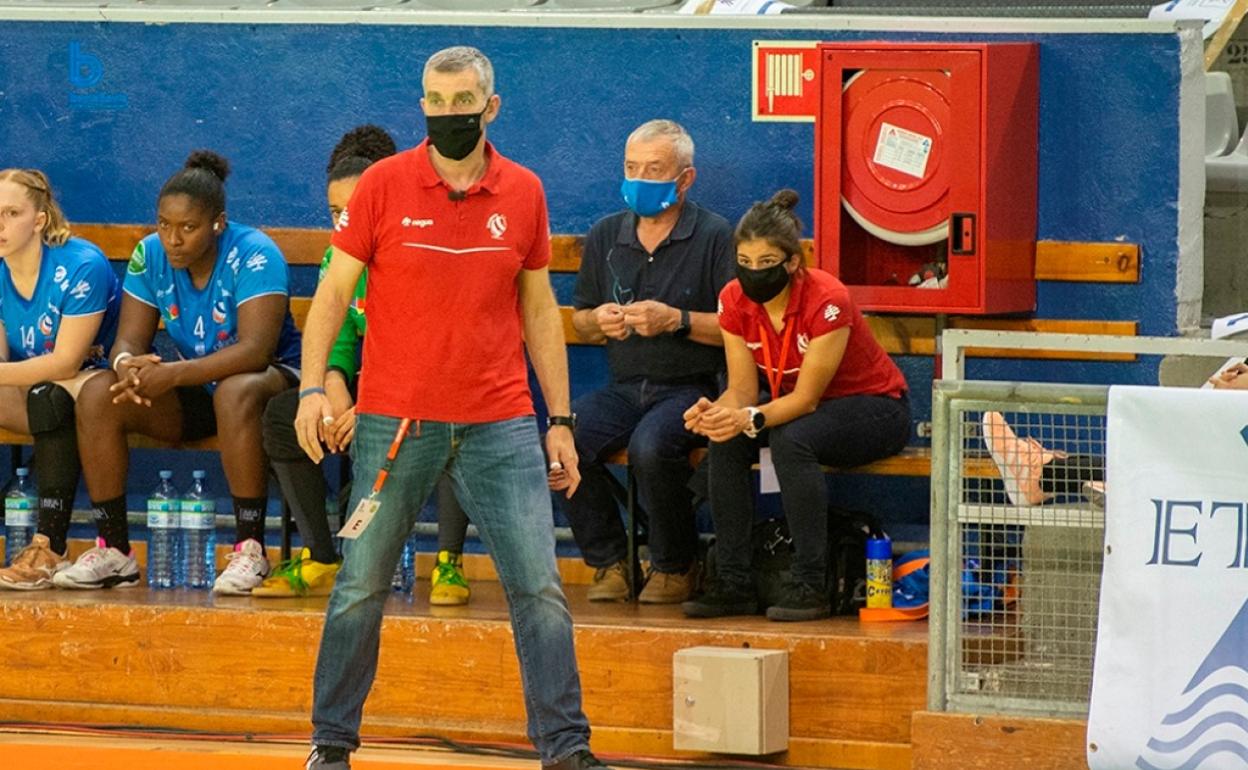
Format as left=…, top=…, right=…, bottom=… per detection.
left=672, top=308, right=691, bottom=338
left=743, top=406, right=765, bottom=439
left=547, top=414, right=578, bottom=430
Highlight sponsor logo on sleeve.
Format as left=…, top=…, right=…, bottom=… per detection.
left=69, top=280, right=91, bottom=300
left=823, top=303, right=840, bottom=323
left=245, top=253, right=269, bottom=273
left=53, top=266, right=67, bottom=284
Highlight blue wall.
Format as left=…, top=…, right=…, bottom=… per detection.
left=0, top=18, right=1183, bottom=541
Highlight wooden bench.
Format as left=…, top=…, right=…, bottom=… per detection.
left=2, top=224, right=1132, bottom=559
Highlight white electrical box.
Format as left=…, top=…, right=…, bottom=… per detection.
left=672, top=646, right=789, bottom=755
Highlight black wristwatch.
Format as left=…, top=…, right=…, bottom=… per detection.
left=547, top=414, right=577, bottom=430
left=672, top=308, right=691, bottom=338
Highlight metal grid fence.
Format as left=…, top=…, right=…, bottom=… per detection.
left=930, top=381, right=1109, bottom=717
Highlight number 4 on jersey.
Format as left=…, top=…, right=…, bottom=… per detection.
left=194, top=316, right=206, bottom=339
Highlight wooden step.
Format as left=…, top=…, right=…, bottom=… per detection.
left=910, top=711, right=1087, bottom=770
left=0, top=584, right=928, bottom=770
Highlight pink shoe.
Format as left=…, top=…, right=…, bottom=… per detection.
left=981, top=412, right=1057, bottom=506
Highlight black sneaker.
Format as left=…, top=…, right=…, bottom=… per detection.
left=306, top=745, right=350, bottom=769
left=765, top=580, right=831, bottom=622
left=543, top=749, right=614, bottom=769
left=682, top=579, right=758, bottom=618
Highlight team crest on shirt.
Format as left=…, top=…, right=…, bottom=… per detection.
left=487, top=213, right=507, bottom=240
left=823, top=303, right=840, bottom=323
left=127, top=243, right=146, bottom=276
left=165, top=304, right=180, bottom=322
left=212, top=301, right=228, bottom=324
left=37, top=314, right=53, bottom=336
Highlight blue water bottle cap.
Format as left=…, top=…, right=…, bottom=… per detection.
left=193, top=470, right=207, bottom=479
left=15, top=468, right=28, bottom=477
left=159, top=470, right=173, bottom=480
left=865, top=536, right=892, bottom=561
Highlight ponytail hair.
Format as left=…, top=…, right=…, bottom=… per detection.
left=159, top=150, right=230, bottom=217
left=0, top=169, right=72, bottom=247
left=734, top=189, right=804, bottom=266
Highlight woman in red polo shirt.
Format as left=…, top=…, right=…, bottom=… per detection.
left=682, top=189, right=910, bottom=622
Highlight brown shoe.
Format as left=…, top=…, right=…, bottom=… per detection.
left=587, top=560, right=631, bottom=602
left=0, top=534, right=69, bottom=591
left=638, top=563, right=698, bottom=604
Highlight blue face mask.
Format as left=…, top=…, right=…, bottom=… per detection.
left=620, top=176, right=681, bottom=217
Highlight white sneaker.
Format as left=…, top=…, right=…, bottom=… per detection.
left=51, top=540, right=140, bottom=589
left=212, top=539, right=270, bottom=595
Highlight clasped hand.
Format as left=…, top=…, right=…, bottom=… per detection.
left=110, top=354, right=176, bottom=406
left=594, top=300, right=676, bottom=339
left=683, top=397, right=750, bottom=442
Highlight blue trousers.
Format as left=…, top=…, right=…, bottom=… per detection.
left=311, top=413, right=590, bottom=764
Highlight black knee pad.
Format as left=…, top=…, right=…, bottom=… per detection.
left=26, top=382, right=75, bottom=435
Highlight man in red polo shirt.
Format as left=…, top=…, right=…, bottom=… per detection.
left=293, top=46, right=607, bottom=770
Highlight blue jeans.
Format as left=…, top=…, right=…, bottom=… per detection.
left=311, top=414, right=590, bottom=764
left=563, top=379, right=713, bottom=572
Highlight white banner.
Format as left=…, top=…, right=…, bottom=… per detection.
left=1089, top=386, right=1248, bottom=769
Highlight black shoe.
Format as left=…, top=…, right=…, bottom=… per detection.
left=305, top=745, right=350, bottom=769
left=682, top=579, right=758, bottom=618
left=765, top=580, right=831, bottom=622
left=543, top=749, right=613, bottom=769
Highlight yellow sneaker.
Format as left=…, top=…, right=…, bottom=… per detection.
left=252, top=548, right=340, bottom=598
left=429, top=550, right=470, bottom=606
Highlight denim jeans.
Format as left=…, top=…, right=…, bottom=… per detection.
left=311, top=413, right=590, bottom=764
left=709, top=394, right=911, bottom=588
left=563, top=379, right=713, bottom=572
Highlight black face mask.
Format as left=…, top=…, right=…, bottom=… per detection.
left=426, top=109, right=485, bottom=161
left=736, top=262, right=792, bottom=304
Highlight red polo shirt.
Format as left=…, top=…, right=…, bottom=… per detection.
left=718, top=268, right=907, bottom=401
left=330, top=140, right=550, bottom=422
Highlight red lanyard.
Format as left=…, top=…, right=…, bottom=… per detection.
left=758, top=321, right=796, bottom=398
left=370, top=418, right=413, bottom=497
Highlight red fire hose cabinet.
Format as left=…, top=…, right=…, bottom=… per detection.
left=815, top=42, right=1039, bottom=314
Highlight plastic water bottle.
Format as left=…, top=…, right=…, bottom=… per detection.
left=180, top=470, right=216, bottom=589
left=4, top=468, right=36, bottom=565
left=866, top=533, right=893, bottom=609
left=147, top=470, right=180, bottom=589
left=391, top=534, right=415, bottom=594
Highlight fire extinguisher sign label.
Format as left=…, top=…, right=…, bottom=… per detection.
left=873, top=122, right=933, bottom=179
left=751, top=40, right=819, bottom=122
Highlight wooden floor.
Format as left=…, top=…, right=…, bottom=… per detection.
left=0, top=581, right=929, bottom=770
left=0, top=732, right=550, bottom=769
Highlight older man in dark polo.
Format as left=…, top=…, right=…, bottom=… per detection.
left=568, top=119, right=735, bottom=604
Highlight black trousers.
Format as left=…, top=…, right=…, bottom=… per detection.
left=708, top=394, right=911, bottom=588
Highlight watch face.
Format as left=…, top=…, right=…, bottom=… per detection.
left=752, top=410, right=765, bottom=430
